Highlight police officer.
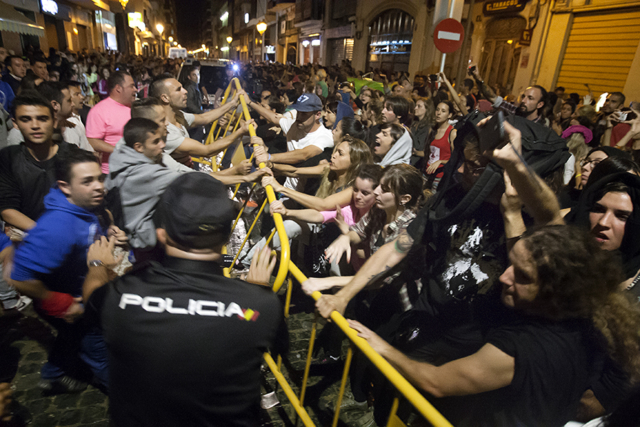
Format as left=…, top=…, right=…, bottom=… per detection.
left=82, top=172, right=285, bottom=427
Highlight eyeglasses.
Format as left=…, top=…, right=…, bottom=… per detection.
left=580, top=157, right=605, bottom=168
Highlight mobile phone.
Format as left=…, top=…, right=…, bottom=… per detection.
left=618, top=112, right=628, bottom=122
left=468, top=65, right=477, bottom=76
left=478, top=111, right=506, bottom=154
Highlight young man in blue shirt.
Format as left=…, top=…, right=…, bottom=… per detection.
left=10, top=149, right=125, bottom=393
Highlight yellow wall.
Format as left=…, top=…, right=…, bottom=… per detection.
left=535, top=12, right=571, bottom=93
left=623, top=39, right=640, bottom=102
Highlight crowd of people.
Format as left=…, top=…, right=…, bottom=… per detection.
left=0, top=47, right=640, bottom=427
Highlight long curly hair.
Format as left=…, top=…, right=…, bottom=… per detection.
left=315, top=136, right=373, bottom=199
left=521, top=225, right=640, bottom=382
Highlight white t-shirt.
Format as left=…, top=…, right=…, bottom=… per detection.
left=64, top=114, right=95, bottom=152
left=165, top=111, right=196, bottom=154
left=278, top=109, right=334, bottom=190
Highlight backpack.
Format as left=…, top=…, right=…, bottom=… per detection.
left=426, top=111, right=570, bottom=227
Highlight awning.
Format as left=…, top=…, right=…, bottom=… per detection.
left=140, top=30, right=156, bottom=40
left=0, top=2, right=44, bottom=37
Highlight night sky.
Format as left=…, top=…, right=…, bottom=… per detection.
left=175, top=0, right=207, bottom=49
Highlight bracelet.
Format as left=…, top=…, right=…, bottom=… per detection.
left=268, top=153, right=272, bottom=160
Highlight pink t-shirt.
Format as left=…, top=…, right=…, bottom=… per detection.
left=86, top=97, right=131, bottom=173
left=320, top=204, right=356, bottom=226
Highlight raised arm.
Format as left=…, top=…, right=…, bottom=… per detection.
left=211, top=167, right=271, bottom=186
left=255, top=144, right=323, bottom=165
left=190, top=93, right=239, bottom=127
left=489, top=120, right=564, bottom=226
left=272, top=162, right=328, bottom=177
left=316, top=229, right=413, bottom=318
left=439, top=72, right=468, bottom=116
left=246, top=98, right=281, bottom=125
left=349, top=320, right=515, bottom=398
left=261, top=175, right=353, bottom=211
left=469, top=64, right=497, bottom=104
left=270, top=200, right=325, bottom=223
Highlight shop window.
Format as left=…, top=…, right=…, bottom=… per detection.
left=366, top=9, right=414, bottom=74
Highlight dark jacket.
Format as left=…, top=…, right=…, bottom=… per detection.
left=184, top=80, right=203, bottom=115
left=0, top=141, right=79, bottom=222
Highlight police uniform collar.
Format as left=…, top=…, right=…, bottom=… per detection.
left=162, top=256, right=224, bottom=276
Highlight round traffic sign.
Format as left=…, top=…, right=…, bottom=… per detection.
left=433, top=18, right=465, bottom=53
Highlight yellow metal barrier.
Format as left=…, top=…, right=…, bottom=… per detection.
left=212, top=78, right=451, bottom=427
left=286, top=263, right=453, bottom=427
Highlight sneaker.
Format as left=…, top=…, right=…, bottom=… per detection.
left=323, top=391, right=368, bottom=412
left=38, top=376, right=88, bottom=393
left=14, top=295, right=32, bottom=311
left=312, top=354, right=341, bottom=366
left=2, top=295, right=32, bottom=311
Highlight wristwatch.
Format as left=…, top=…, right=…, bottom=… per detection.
left=88, top=260, right=105, bottom=267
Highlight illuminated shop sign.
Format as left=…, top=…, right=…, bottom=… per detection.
left=40, top=0, right=58, bottom=15
left=483, top=0, right=527, bottom=16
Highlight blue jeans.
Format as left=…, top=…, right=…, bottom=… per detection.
left=38, top=312, right=109, bottom=390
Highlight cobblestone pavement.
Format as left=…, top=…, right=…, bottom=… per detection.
left=0, top=285, right=374, bottom=427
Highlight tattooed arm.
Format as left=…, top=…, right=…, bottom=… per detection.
left=316, top=230, right=414, bottom=319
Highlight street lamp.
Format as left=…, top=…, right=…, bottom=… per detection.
left=256, top=21, right=267, bottom=35
left=226, top=36, right=233, bottom=43
left=202, top=44, right=206, bottom=48
left=169, top=36, right=173, bottom=42
left=156, top=24, right=164, bottom=34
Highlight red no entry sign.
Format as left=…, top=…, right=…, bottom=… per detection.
left=433, top=18, right=465, bottom=53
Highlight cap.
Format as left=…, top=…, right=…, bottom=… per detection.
left=291, top=93, right=323, bottom=112
left=562, top=125, right=593, bottom=145
left=160, top=173, right=235, bottom=249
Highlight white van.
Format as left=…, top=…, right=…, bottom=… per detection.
left=168, top=48, right=187, bottom=59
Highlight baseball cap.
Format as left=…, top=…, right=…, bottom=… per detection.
left=290, top=93, right=323, bottom=112
left=159, top=173, right=235, bottom=249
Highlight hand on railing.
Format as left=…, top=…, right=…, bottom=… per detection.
left=251, top=135, right=265, bottom=146
left=218, top=114, right=230, bottom=129
left=245, top=245, right=277, bottom=287
left=233, top=159, right=253, bottom=176
left=230, top=91, right=242, bottom=108
left=254, top=145, right=270, bottom=165
left=270, top=200, right=288, bottom=217
left=245, top=167, right=273, bottom=183
left=347, top=320, right=390, bottom=355
left=301, top=277, right=331, bottom=296
left=316, top=293, right=348, bottom=319
left=261, top=175, right=284, bottom=193
left=240, top=119, right=257, bottom=135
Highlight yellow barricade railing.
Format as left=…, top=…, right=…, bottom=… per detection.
left=209, top=79, right=451, bottom=427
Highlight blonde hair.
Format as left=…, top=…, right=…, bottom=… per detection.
left=567, top=133, right=589, bottom=165
left=577, top=105, right=597, bottom=123
left=316, top=136, right=373, bottom=199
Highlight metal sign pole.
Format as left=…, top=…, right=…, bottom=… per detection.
left=439, top=0, right=458, bottom=73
